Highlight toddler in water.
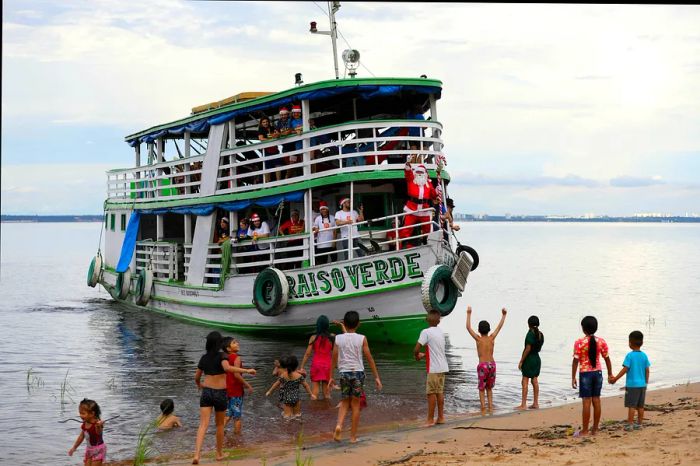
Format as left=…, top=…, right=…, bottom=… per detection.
left=610, top=330, right=651, bottom=431
left=516, top=316, right=544, bottom=410
left=68, top=398, right=106, bottom=465
left=572, top=315, right=613, bottom=436
left=466, top=306, right=507, bottom=415
left=266, top=355, right=316, bottom=418
left=156, top=398, right=182, bottom=430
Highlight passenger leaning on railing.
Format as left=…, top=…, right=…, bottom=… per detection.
left=334, top=198, right=365, bottom=261
left=312, top=201, right=337, bottom=264
left=258, top=116, right=281, bottom=183
left=246, top=213, right=271, bottom=274
left=278, top=209, right=306, bottom=269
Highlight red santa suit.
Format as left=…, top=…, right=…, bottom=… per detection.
left=400, top=163, right=437, bottom=247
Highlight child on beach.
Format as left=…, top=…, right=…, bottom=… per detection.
left=222, top=336, right=254, bottom=434
left=414, top=309, right=449, bottom=426
left=609, top=330, right=651, bottom=431
left=571, top=316, right=613, bottom=436
left=466, top=306, right=507, bottom=415
left=516, top=315, right=544, bottom=410
left=301, top=315, right=335, bottom=400
left=68, top=398, right=106, bottom=465
left=329, top=310, right=382, bottom=443
left=156, top=398, right=182, bottom=430
left=266, top=355, right=316, bottom=418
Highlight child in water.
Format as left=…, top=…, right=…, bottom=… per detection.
left=266, top=355, right=316, bottom=418
left=466, top=306, right=507, bottom=415
left=222, top=336, right=254, bottom=434
left=300, top=315, right=335, bottom=400
left=68, top=398, right=106, bottom=465
left=516, top=315, right=544, bottom=410
left=572, top=315, right=613, bottom=436
left=156, top=398, right=182, bottom=430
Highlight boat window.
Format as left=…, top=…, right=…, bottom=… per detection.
left=139, top=214, right=157, bottom=241
left=355, top=193, right=391, bottom=229
left=105, top=213, right=108, bottom=229
left=110, top=214, right=116, bottom=232
left=120, top=214, right=127, bottom=232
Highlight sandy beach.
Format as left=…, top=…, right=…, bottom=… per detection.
left=111, top=382, right=700, bottom=465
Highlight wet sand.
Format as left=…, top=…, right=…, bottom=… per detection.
left=109, top=382, right=700, bottom=465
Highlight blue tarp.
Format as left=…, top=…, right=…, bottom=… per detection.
left=138, top=190, right=305, bottom=216
left=127, top=84, right=440, bottom=146
left=116, top=211, right=141, bottom=273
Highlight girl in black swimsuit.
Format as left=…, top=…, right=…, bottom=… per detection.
left=265, top=355, right=316, bottom=419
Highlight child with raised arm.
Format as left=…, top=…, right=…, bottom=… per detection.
left=572, top=316, right=613, bottom=437
left=156, top=398, right=182, bottom=430
left=516, top=315, right=544, bottom=410
left=68, top=398, right=106, bottom=465
left=609, top=330, right=651, bottom=431
left=414, top=309, right=449, bottom=426
left=266, top=355, right=316, bottom=419
left=222, top=337, right=254, bottom=434
left=466, top=306, right=507, bottom=415
left=329, top=310, right=382, bottom=443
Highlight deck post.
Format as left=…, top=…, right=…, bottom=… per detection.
left=429, top=94, right=441, bottom=152
left=157, top=215, right=164, bottom=241
left=306, top=188, right=314, bottom=267
left=302, top=100, right=311, bottom=177
left=184, top=131, right=191, bottom=194
left=348, top=181, right=354, bottom=260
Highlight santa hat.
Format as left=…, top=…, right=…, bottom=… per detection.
left=319, top=201, right=329, bottom=211
left=291, top=105, right=301, bottom=113
left=279, top=107, right=289, bottom=115
left=339, top=197, right=350, bottom=208
left=250, top=213, right=261, bottom=221
left=413, top=164, right=427, bottom=174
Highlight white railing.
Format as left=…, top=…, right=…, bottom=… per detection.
left=106, top=120, right=444, bottom=201
left=135, top=241, right=184, bottom=281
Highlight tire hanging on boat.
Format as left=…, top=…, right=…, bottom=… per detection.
left=421, top=264, right=459, bottom=316
left=114, top=268, right=131, bottom=300
left=87, top=255, right=103, bottom=288
left=455, top=244, right=479, bottom=271
left=134, top=268, right=153, bottom=306
left=253, top=267, right=289, bottom=316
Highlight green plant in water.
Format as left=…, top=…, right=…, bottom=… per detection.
left=106, top=377, right=117, bottom=390
left=26, top=367, right=45, bottom=391
left=59, top=370, right=75, bottom=405
left=294, top=430, right=313, bottom=466
left=133, top=418, right=159, bottom=466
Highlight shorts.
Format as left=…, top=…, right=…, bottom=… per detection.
left=624, top=387, right=647, bottom=408
left=477, top=361, right=497, bottom=391
left=579, top=370, right=603, bottom=398
left=426, top=373, right=446, bottom=395
left=265, top=153, right=283, bottom=170
left=85, top=442, right=106, bottom=463
left=339, top=371, right=365, bottom=399
left=227, top=396, right=243, bottom=419
left=200, top=387, right=228, bottom=412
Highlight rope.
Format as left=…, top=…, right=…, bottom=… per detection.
left=269, top=200, right=286, bottom=266
left=217, top=239, right=232, bottom=290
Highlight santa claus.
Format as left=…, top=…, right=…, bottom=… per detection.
left=400, top=162, right=439, bottom=248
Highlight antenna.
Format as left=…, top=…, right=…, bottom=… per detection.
left=310, top=1, right=341, bottom=79
left=342, top=49, right=360, bottom=78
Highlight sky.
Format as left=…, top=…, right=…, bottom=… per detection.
left=2, top=1, right=699, bottom=216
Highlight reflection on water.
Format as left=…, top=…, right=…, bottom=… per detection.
left=1, top=222, right=699, bottom=464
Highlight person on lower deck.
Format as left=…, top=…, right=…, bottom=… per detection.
left=466, top=306, right=507, bottom=415
left=334, top=198, right=364, bottom=261
left=312, top=201, right=337, bottom=264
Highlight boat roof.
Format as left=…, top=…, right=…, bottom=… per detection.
left=125, top=77, right=442, bottom=146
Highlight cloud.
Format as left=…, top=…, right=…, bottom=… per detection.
left=609, top=175, right=665, bottom=187
left=452, top=173, right=602, bottom=188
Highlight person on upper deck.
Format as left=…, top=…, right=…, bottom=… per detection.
left=214, top=217, right=230, bottom=245
left=258, top=116, right=282, bottom=183
left=286, top=105, right=304, bottom=178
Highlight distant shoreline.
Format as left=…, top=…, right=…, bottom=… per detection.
left=2, top=214, right=699, bottom=223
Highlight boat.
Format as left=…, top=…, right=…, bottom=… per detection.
left=87, top=3, right=479, bottom=344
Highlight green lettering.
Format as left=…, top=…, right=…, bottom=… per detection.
left=388, top=257, right=406, bottom=282
left=307, top=272, right=320, bottom=296
left=317, top=270, right=332, bottom=294
left=359, top=262, right=375, bottom=287
left=404, top=252, right=423, bottom=279
left=286, top=276, right=297, bottom=299
left=331, top=268, right=345, bottom=292
left=373, top=259, right=390, bottom=285
left=344, top=264, right=360, bottom=289
left=297, top=273, right=311, bottom=297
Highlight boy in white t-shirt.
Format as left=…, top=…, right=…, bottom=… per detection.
left=329, top=311, right=382, bottom=443
left=414, top=310, right=448, bottom=426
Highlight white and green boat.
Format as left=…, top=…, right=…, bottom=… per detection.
left=88, top=7, right=478, bottom=344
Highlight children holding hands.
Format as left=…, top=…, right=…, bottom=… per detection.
left=609, top=330, right=651, bottom=431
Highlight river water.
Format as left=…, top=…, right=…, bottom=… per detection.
left=1, top=221, right=698, bottom=464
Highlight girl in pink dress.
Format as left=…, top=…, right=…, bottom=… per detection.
left=301, top=315, right=335, bottom=400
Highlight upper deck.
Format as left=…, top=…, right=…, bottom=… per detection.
left=106, top=77, right=448, bottom=209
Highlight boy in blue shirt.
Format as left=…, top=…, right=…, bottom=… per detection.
left=609, top=330, right=651, bottom=431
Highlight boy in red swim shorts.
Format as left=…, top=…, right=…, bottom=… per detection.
left=466, top=306, right=507, bottom=415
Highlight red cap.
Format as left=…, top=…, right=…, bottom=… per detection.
left=279, top=107, right=289, bottom=115
left=414, top=164, right=427, bottom=173
left=250, top=213, right=261, bottom=221
left=319, top=201, right=329, bottom=210
left=291, top=105, right=301, bottom=113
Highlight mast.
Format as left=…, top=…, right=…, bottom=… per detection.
left=310, top=1, right=341, bottom=79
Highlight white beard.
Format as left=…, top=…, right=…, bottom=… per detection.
left=413, top=173, right=427, bottom=186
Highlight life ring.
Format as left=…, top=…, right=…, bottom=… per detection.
left=134, top=268, right=153, bottom=306
left=87, top=255, right=103, bottom=288
left=421, top=264, right=459, bottom=316
left=455, top=245, right=479, bottom=271
left=114, top=268, right=132, bottom=300
left=253, top=267, right=289, bottom=316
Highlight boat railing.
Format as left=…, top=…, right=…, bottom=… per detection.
left=106, top=120, right=444, bottom=201
left=135, top=240, right=184, bottom=281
